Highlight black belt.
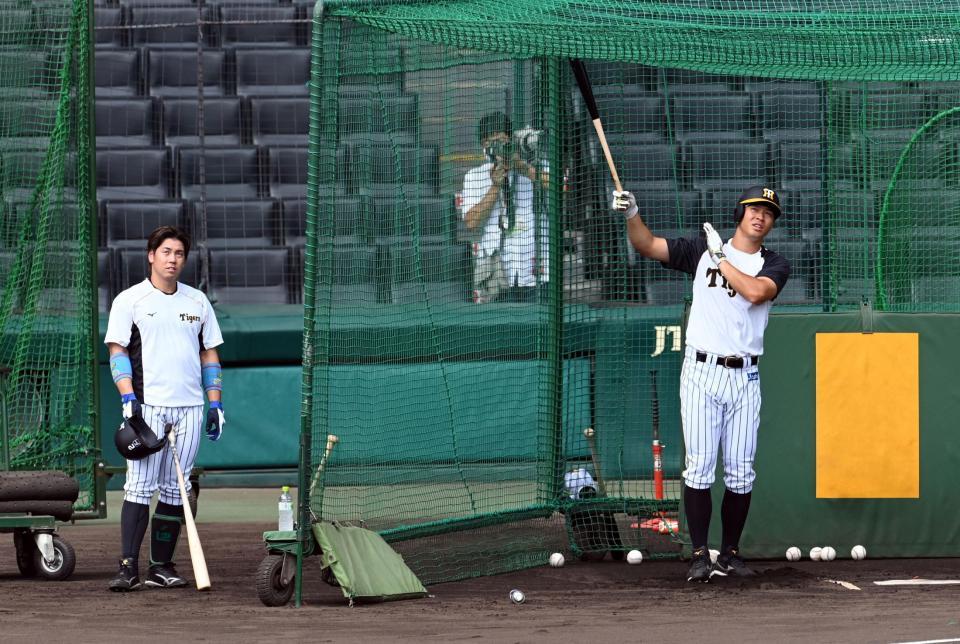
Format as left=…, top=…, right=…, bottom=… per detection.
left=695, top=351, right=759, bottom=369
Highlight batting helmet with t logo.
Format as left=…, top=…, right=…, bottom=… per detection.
left=114, top=414, right=167, bottom=461
left=734, top=185, right=782, bottom=222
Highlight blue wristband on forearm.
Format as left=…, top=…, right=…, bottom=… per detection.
left=202, top=362, right=222, bottom=392
left=110, top=354, right=133, bottom=384
left=209, top=400, right=222, bottom=409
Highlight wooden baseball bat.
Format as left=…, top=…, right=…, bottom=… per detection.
left=650, top=370, right=664, bottom=501
left=583, top=427, right=607, bottom=497
left=569, top=59, right=623, bottom=193
left=167, top=427, right=211, bottom=591
left=307, top=434, right=339, bottom=505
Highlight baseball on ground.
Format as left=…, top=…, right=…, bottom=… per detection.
left=549, top=553, right=565, bottom=568
left=626, top=549, right=643, bottom=565
left=820, top=546, right=836, bottom=561
left=809, top=546, right=822, bottom=561
left=851, top=545, right=867, bottom=560
left=785, top=546, right=801, bottom=561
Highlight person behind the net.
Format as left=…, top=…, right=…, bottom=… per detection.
left=105, top=226, right=225, bottom=591
left=461, top=111, right=549, bottom=303
left=612, top=186, right=790, bottom=583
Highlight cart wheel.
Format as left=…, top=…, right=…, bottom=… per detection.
left=33, top=535, right=76, bottom=581
left=256, top=554, right=295, bottom=607
left=14, top=530, right=36, bottom=578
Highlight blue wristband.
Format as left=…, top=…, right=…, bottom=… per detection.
left=209, top=400, right=222, bottom=409
left=121, top=393, right=137, bottom=403
left=202, top=362, right=222, bottom=392
left=110, top=354, right=133, bottom=384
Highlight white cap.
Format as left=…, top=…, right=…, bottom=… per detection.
left=564, top=468, right=597, bottom=499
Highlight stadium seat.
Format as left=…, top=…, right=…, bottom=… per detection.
left=147, top=49, right=229, bottom=98
left=120, top=0, right=196, bottom=5
left=660, top=69, right=740, bottom=93
left=267, top=147, right=308, bottom=199
left=744, top=79, right=821, bottom=94
left=592, top=90, right=664, bottom=141
left=94, top=50, right=141, bottom=98
left=758, top=92, right=823, bottom=142
left=0, top=9, right=32, bottom=47
left=220, top=6, right=299, bottom=48
left=867, top=140, right=947, bottom=190
left=129, top=7, right=215, bottom=49
left=688, top=142, right=770, bottom=190
left=178, top=146, right=262, bottom=200
left=104, top=201, right=186, bottom=248
left=618, top=144, right=680, bottom=189
left=353, top=143, right=439, bottom=188
left=671, top=94, right=754, bottom=142
left=250, top=97, right=309, bottom=146
left=776, top=141, right=822, bottom=190
left=236, top=48, right=310, bottom=98
left=778, top=189, right=823, bottom=229
left=630, top=190, right=701, bottom=229
left=94, top=7, right=126, bottom=48
left=117, top=246, right=202, bottom=292
left=208, top=247, right=291, bottom=304
left=196, top=199, right=280, bottom=248
left=582, top=61, right=656, bottom=89
left=331, top=245, right=387, bottom=304
left=96, top=98, right=158, bottom=148
left=280, top=192, right=371, bottom=247
left=2, top=150, right=78, bottom=203
left=389, top=242, right=470, bottom=304
left=0, top=51, right=49, bottom=99
left=373, top=194, right=455, bottom=244
left=843, top=91, right=931, bottom=136
left=0, top=100, right=59, bottom=150
left=96, top=148, right=172, bottom=200
left=98, top=249, right=112, bottom=313
left=162, top=98, right=245, bottom=146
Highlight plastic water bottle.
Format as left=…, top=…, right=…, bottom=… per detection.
left=278, top=486, right=294, bottom=531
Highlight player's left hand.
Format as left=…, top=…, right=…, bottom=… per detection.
left=206, top=401, right=224, bottom=441
left=703, top=222, right=727, bottom=266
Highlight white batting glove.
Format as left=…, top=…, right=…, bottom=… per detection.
left=703, top=222, right=727, bottom=266
left=612, top=190, right=638, bottom=220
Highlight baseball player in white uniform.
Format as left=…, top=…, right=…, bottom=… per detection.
left=105, top=226, right=225, bottom=592
left=613, top=186, right=790, bottom=583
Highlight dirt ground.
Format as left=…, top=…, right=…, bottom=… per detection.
left=2, top=522, right=960, bottom=643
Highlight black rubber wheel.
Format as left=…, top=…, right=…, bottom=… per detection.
left=256, top=554, right=294, bottom=607
left=33, top=535, right=76, bottom=581
left=14, top=530, right=36, bottom=578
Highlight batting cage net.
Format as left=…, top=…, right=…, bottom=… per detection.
left=297, top=0, right=960, bottom=585
left=0, top=0, right=98, bottom=512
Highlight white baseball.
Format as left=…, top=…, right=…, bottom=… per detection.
left=809, top=547, right=822, bottom=561
left=709, top=549, right=719, bottom=564
left=785, top=546, right=801, bottom=561
left=820, top=546, right=836, bottom=561
left=626, top=549, right=643, bottom=565
left=509, top=589, right=525, bottom=604
left=851, top=545, right=867, bottom=560
left=549, top=552, right=565, bottom=568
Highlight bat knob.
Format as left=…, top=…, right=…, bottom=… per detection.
left=329, top=435, right=339, bottom=444
left=583, top=427, right=595, bottom=438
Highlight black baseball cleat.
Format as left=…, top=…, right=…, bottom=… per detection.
left=108, top=558, right=142, bottom=592
left=713, top=547, right=757, bottom=577
left=144, top=563, right=188, bottom=588
left=686, top=547, right=712, bottom=583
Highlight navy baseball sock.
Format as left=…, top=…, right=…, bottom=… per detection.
left=120, top=500, right=150, bottom=568
left=720, top=489, right=752, bottom=554
left=683, top=485, right=712, bottom=552
left=150, top=501, right=185, bottom=566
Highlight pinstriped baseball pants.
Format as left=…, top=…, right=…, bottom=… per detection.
left=679, top=346, right=761, bottom=493
left=123, top=404, right=203, bottom=506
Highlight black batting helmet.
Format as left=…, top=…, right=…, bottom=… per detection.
left=734, top=186, right=782, bottom=222
left=114, top=414, right=166, bottom=461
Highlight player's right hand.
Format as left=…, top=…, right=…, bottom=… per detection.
left=121, top=393, right=141, bottom=420
left=612, top=190, right=638, bottom=220
left=489, top=163, right=506, bottom=187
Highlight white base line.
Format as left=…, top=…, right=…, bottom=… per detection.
left=890, top=638, right=960, bottom=644
left=874, top=579, right=960, bottom=586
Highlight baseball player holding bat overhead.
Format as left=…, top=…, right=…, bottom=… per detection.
left=105, top=226, right=225, bottom=592
left=613, top=186, right=790, bottom=583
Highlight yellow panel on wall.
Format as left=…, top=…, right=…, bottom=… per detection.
left=816, top=333, right=919, bottom=498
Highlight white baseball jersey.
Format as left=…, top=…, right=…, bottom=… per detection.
left=461, top=162, right=549, bottom=287
left=663, top=234, right=790, bottom=494
left=105, top=279, right=224, bottom=407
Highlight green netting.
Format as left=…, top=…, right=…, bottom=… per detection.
left=302, top=0, right=960, bottom=587
left=0, top=0, right=98, bottom=514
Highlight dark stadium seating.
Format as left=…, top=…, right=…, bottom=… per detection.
left=660, top=69, right=740, bottom=93
left=759, top=92, right=822, bottom=141
left=267, top=147, right=308, bottom=199
left=250, top=97, right=309, bottom=146
left=95, top=50, right=141, bottom=98
left=162, top=98, right=244, bottom=146
left=96, top=98, right=157, bottom=147
left=197, top=199, right=280, bottom=248
left=0, top=100, right=60, bottom=149
left=776, top=141, right=821, bottom=191
left=96, top=148, right=172, bottom=200
left=0, top=51, right=49, bottom=98
left=208, top=247, right=291, bottom=304
left=235, top=48, right=309, bottom=98
left=593, top=90, right=664, bottom=141
left=688, top=142, right=770, bottom=190
left=618, top=144, right=679, bottom=189
left=2, top=151, right=78, bottom=204
left=147, top=49, right=229, bottom=98
left=104, top=200, right=186, bottom=248
left=178, top=147, right=262, bottom=200
left=331, top=246, right=385, bottom=304
left=389, top=242, right=470, bottom=304
left=98, top=249, right=112, bottom=312
left=129, top=7, right=215, bottom=49
left=671, top=93, right=754, bottom=142
left=220, top=6, right=299, bottom=48
left=373, top=194, right=455, bottom=244
left=94, top=7, right=126, bottom=48
left=631, top=190, right=701, bottom=229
